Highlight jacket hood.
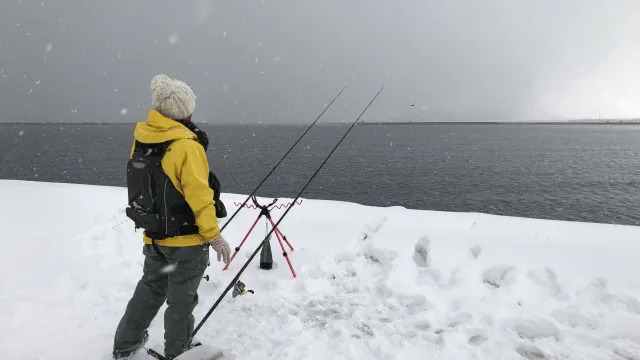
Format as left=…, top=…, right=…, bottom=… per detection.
left=134, top=109, right=198, bottom=143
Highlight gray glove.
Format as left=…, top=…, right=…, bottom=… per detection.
left=207, top=236, right=231, bottom=264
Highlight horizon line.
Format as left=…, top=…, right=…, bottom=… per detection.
left=3, top=118, right=640, bottom=125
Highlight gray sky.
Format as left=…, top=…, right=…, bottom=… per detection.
left=1, top=0, right=639, bottom=123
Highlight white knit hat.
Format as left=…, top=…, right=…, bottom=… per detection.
left=150, top=74, right=197, bottom=120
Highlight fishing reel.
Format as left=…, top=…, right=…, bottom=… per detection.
left=232, top=280, right=254, bottom=298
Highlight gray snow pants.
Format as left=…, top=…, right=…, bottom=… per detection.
left=113, top=243, right=209, bottom=358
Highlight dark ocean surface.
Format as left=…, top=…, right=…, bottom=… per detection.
left=1, top=123, right=640, bottom=226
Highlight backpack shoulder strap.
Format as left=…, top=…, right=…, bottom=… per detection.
left=132, top=140, right=174, bottom=159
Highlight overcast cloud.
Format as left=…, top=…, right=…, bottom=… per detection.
left=1, top=0, right=639, bottom=123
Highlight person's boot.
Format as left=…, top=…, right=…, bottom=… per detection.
left=113, top=330, right=149, bottom=359
left=165, top=341, right=202, bottom=360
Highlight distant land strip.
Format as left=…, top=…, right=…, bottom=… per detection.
left=359, top=120, right=640, bottom=125
left=0, top=122, right=135, bottom=125
left=3, top=120, right=640, bottom=126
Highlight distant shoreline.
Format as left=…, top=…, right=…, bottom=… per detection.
left=359, top=121, right=640, bottom=126
left=3, top=121, right=640, bottom=126
left=0, top=122, right=136, bottom=125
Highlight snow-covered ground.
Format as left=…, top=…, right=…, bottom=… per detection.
left=2, top=179, right=640, bottom=360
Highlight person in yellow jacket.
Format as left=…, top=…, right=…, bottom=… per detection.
left=113, top=74, right=231, bottom=360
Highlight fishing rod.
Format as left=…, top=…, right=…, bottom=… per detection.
left=218, top=86, right=347, bottom=233
left=191, top=86, right=385, bottom=338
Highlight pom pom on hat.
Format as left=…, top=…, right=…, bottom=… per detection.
left=151, top=74, right=196, bottom=120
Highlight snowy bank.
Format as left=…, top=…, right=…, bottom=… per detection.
left=1, top=180, right=640, bottom=360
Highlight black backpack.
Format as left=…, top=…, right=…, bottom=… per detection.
left=126, top=140, right=199, bottom=239
left=126, top=139, right=227, bottom=240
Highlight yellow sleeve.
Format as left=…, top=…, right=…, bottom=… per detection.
left=174, top=140, right=221, bottom=240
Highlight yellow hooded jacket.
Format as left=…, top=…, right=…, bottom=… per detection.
left=130, top=110, right=221, bottom=247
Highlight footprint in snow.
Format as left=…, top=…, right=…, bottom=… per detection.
left=467, top=328, right=488, bottom=346
left=470, top=245, right=482, bottom=259
left=447, top=312, right=473, bottom=328
left=414, top=320, right=431, bottom=331
left=399, top=294, right=433, bottom=315
left=550, top=307, right=599, bottom=330
left=575, top=278, right=611, bottom=302
left=506, top=316, right=561, bottom=341
left=439, top=245, right=483, bottom=288
left=361, top=243, right=396, bottom=271
left=413, top=236, right=430, bottom=268
left=526, top=267, right=565, bottom=298
left=516, top=344, right=548, bottom=360
left=610, top=339, right=640, bottom=360
left=360, top=216, right=388, bottom=241
left=616, top=295, right=640, bottom=315
left=482, top=265, right=517, bottom=289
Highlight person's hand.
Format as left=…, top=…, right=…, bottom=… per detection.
left=207, top=235, right=231, bottom=264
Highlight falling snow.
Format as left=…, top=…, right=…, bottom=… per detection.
left=168, top=34, right=179, bottom=45
left=45, top=44, right=53, bottom=53
left=120, top=108, right=128, bottom=116
left=35, top=80, right=40, bottom=85
left=18, top=131, right=24, bottom=136
left=273, top=56, right=280, bottom=62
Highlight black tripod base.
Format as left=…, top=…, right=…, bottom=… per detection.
left=259, top=238, right=273, bottom=270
